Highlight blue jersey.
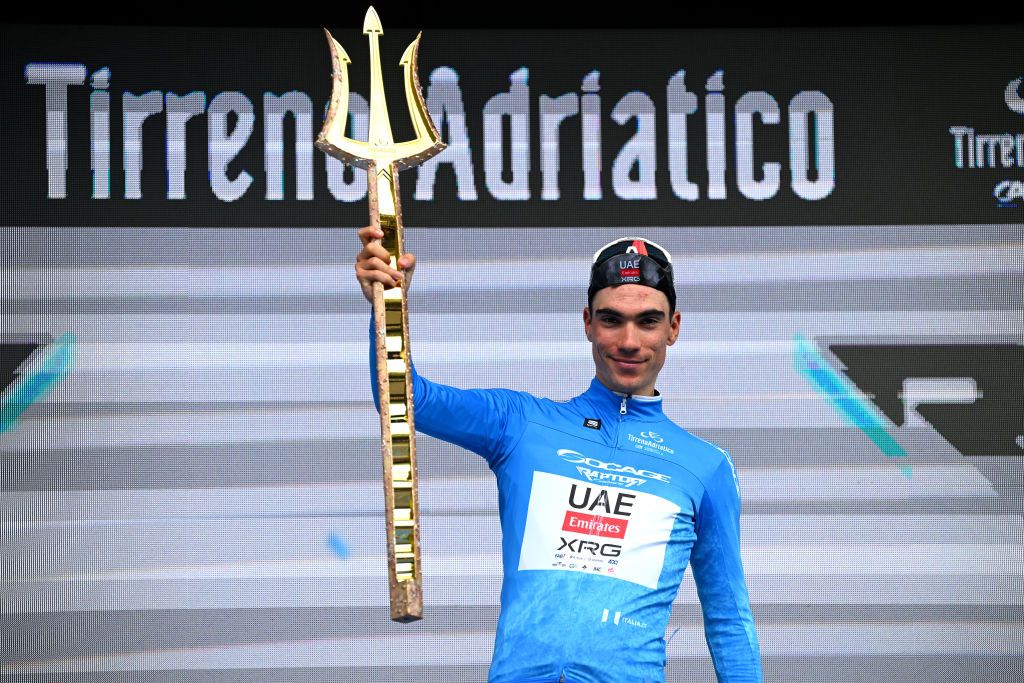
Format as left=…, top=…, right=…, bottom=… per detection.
left=371, top=336, right=762, bottom=682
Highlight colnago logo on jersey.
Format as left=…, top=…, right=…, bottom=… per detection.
left=556, top=448, right=671, bottom=488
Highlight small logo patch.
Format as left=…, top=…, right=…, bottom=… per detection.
left=584, top=418, right=602, bottom=430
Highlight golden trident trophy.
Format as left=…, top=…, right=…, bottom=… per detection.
left=315, top=6, right=446, bottom=622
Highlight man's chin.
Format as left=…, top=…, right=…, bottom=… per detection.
left=609, top=376, right=643, bottom=394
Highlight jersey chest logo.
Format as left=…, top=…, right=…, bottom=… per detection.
left=518, top=471, right=681, bottom=588
left=555, top=448, right=671, bottom=489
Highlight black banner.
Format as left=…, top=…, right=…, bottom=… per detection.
left=3, top=24, right=1022, bottom=227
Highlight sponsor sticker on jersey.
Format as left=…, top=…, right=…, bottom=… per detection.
left=562, top=510, right=628, bottom=539
left=519, top=471, right=680, bottom=588
left=555, top=448, right=671, bottom=488
left=625, top=432, right=675, bottom=455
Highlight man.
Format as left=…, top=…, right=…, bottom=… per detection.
left=356, top=227, right=763, bottom=683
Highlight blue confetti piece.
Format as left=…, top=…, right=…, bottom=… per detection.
left=328, top=533, right=350, bottom=559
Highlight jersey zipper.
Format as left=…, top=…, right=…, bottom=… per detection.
left=611, top=393, right=630, bottom=450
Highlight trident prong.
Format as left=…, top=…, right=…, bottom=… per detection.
left=315, top=7, right=445, bottom=171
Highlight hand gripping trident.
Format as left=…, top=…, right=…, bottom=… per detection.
left=315, top=6, right=445, bottom=622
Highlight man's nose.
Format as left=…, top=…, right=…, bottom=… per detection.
left=619, top=323, right=641, bottom=352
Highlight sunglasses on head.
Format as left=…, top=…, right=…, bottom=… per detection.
left=591, top=237, right=673, bottom=270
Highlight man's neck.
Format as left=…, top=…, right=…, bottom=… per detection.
left=595, top=375, right=660, bottom=398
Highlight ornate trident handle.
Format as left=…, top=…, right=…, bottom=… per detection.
left=315, top=6, right=446, bottom=623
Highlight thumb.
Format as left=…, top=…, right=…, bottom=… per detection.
left=398, top=253, right=416, bottom=273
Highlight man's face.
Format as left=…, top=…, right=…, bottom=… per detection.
left=583, top=284, right=681, bottom=397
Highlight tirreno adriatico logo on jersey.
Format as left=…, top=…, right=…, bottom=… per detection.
left=556, top=449, right=671, bottom=488
left=626, top=431, right=675, bottom=455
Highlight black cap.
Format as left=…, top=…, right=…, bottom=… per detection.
left=588, top=237, right=676, bottom=313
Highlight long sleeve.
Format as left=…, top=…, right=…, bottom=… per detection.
left=689, top=456, right=763, bottom=682
left=368, top=315, right=525, bottom=467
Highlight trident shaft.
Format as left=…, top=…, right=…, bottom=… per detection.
left=315, top=6, right=445, bottom=623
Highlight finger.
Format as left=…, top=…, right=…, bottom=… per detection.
left=357, top=242, right=392, bottom=264
left=358, top=251, right=403, bottom=277
left=397, top=253, right=416, bottom=271
left=356, top=263, right=402, bottom=288
left=357, top=255, right=403, bottom=282
left=357, top=225, right=384, bottom=246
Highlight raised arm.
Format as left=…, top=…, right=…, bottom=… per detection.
left=689, top=456, right=764, bottom=682
left=356, top=226, right=525, bottom=468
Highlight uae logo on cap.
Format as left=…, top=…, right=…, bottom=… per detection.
left=618, top=256, right=641, bottom=281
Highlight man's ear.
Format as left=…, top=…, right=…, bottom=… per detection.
left=667, top=311, right=681, bottom=346
left=583, top=307, right=592, bottom=341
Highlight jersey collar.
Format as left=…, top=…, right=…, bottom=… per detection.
left=580, top=376, right=666, bottom=422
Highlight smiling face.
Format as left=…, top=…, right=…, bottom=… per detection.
left=583, top=284, right=681, bottom=397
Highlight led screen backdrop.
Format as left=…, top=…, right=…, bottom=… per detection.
left=2, top=22, right=1023, bottom=683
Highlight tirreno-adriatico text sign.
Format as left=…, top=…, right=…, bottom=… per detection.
left=5, top=25, right=1022, bottom=227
